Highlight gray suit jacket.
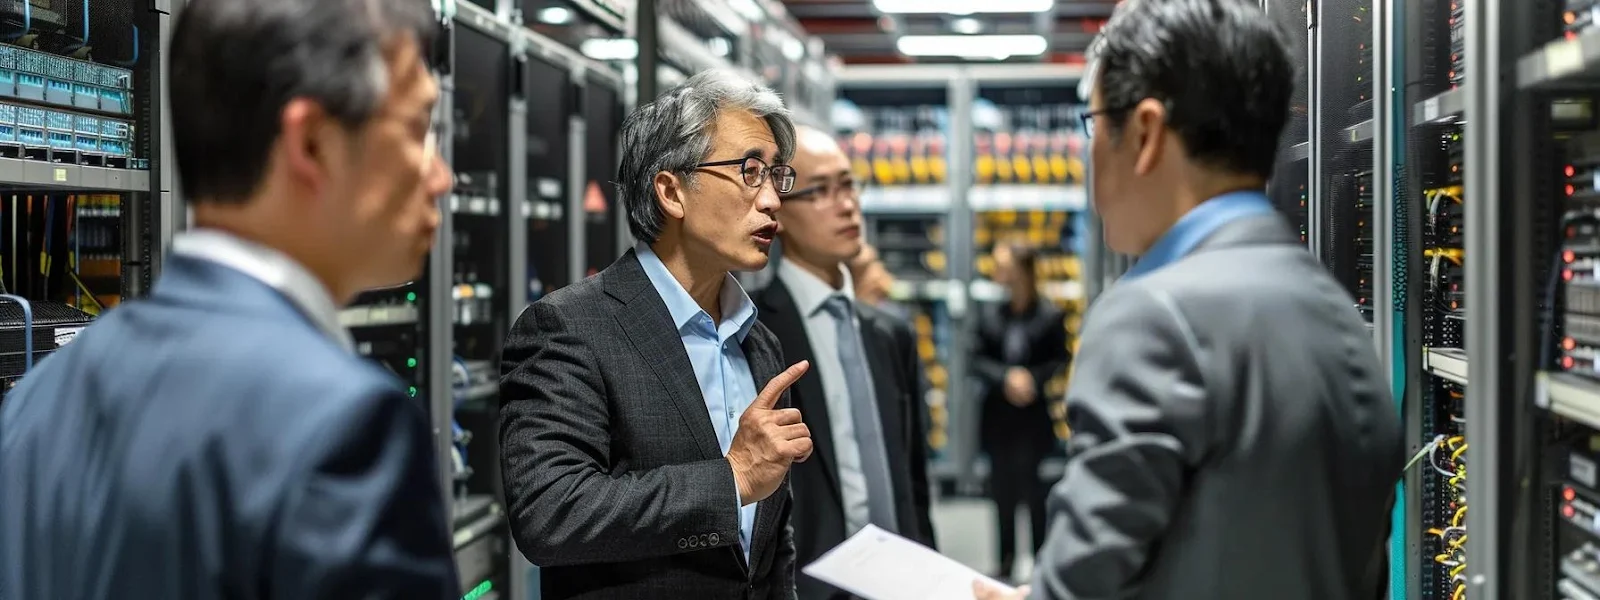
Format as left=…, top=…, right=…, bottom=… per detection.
left=1032, top=215, right=1402, bottom=600
left=499, top=250, right=797, bottom=600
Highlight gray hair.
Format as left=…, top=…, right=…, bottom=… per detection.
left=617, top=69, right=797, bottom=244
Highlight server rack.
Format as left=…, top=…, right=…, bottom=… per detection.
left=1508, top=0, right=1600, bottom=598
left=0, top=0, right=164, bottom=400
left=1317, top=0, right=1379, bottom=323
left=451, top=3, right=629, bottom=598
left=441, top=7, right=518, bottom=597
left=1265, top=0, right=1314, bottom=249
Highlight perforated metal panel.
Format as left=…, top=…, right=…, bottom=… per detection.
left=1318, top=0, right=1376, bottom=321
left=1264, top=0, right=1311, bottom=242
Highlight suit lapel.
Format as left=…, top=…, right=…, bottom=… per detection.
left=605, top=251, right=724, bottom=460
left=741, top=326, right=783, bottom=575
left=756, top=283, right=841, bottom=501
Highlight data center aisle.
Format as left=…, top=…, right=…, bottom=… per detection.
left=930, top=497, right=1036, bottom=583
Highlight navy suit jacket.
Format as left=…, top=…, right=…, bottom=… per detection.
left=0, top=254, right=457, bottom=599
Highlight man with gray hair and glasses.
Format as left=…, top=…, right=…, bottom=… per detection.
left=499, top=69, right=813, bottom=599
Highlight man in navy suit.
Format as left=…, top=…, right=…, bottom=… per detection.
left=0, top=0, right=458, bottom=597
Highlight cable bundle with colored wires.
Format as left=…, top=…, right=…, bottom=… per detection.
left=0, top=193, right=107, bottom=313
left=1420, top=431, right=1468, bottom=600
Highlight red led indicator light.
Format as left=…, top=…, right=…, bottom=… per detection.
left=1568, top=165, right=1577, bottom=177
left=1566, top=250, right=1577, bottom=263
left=1566, top=486, right=1577, bottom=501
left=1565, top=269, right=1575, bottom=282
left=1566, top=337, right=1578, bottom=351
left=1566, top=356, right=1577, bottom=369
left=1565, top=504, right=1577, bottom=519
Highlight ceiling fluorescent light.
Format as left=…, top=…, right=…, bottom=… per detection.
left=897, top=35, right=1048, bottom=60
left=536, top=6, right=573, bottom=24
left=873, top=0, right=1053, bottom=15
left=951, top=17, right=983, bottom=34
left=579, top=38, right=638, bottom=61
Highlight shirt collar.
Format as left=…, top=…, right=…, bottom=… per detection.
left=171, top=228, right=354, bottom=352
left=776, top=258, right=855, bottom=317
left=635, top=242, right=759, bottom=343
left=1124, top=189, right=1276, bottom=280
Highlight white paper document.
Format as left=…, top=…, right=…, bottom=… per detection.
left=801, top=524, right=1019, bottom=600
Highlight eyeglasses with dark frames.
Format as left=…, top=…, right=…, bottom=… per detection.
left=696, top=156, right=797, bottom=194
left=1079, top=102, right=1139, bottom=136
left=781, top=177, right=866, bottom=204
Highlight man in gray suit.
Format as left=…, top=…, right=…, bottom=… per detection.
left=499, top=69, right=812, bottom=599
left=976, top=0, right=1403, bottom=598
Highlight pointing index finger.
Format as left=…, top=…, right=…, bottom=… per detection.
left=754, top=360, right=810, bottom=410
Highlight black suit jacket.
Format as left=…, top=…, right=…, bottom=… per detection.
left=754, top=280, right=936, bottom=600
left=972, top=299, right=1071, bottom=454
left=499, top=250, right=797, bottom=600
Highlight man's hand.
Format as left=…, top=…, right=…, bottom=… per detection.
left=727, top=360, right=814, bottom=505
left=973, top=580, right=1030, bottom=600
left=1004, top=367, right=1036, bottom=407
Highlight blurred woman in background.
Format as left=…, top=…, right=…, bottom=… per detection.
left=972, top=242, right=1070, bottom=582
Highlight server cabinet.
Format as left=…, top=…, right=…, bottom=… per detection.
left=1265, top=0, right=1314, bottom=248
left=1504, top=0, right=1600, bottom=599
left=523, top=54, right=572, bottom=299
left=1316, top=0, right=1378, bottom=322
left=445, top=5, right=519, bottom=598
left=0, top=0, right=164, bottom=399
left=581, top=73, right=621, bottom=274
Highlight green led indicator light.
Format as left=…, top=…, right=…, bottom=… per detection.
left=462, top=581, right=493, bottom=600
left=407, top=358, right=418, bottom=368
left=408, top=386, right=418, bottom=397
left=406, top=292, right=417, bottom=302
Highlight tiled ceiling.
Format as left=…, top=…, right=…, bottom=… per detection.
left=780, top=0, right=1120, bottom=64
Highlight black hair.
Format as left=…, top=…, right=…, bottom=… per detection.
left=1094, top=0, right=1293, bottom=179
left=1000, top=241, right=1038, bottom=283
left=169, top=0, right=440, bottom=204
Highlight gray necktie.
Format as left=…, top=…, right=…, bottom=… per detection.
left=823, top=295, right=899, bottom=532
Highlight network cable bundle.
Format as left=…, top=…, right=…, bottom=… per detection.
left=1424, top=129, right=1466, bottom=350
left=1419, top=382, right=1468, bottom=600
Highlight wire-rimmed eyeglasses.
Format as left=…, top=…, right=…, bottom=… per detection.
left=696, top=156, right=797, bottom=194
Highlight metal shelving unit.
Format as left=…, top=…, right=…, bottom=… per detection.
left=833, top=62, right=1087, bottom=494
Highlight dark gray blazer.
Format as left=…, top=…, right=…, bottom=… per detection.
left=1030, top=215, right=1402, bottom=600
left=499, top=250, right=797, bottom=600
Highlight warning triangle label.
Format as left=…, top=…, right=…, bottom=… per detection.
left=584, top=181, right=608, bottom=213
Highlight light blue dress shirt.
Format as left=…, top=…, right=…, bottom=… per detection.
left=635, top=243, right=762, bottom=562
left=1122, top=189, right=1277, bottom=280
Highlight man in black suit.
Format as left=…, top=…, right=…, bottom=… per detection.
left=972, top=243, right=1070, bottom=582
left=757, top=126, right=937, bottom=600
left=499, top=69, right=813, bottom=599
